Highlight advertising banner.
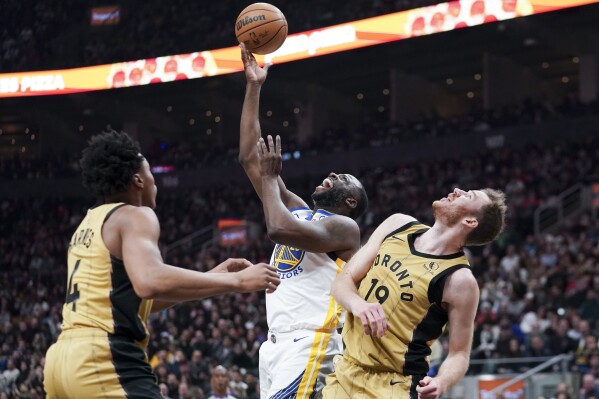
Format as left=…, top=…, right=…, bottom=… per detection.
left=217, top=219, right=247, bottom=247
left=0, top=0, right=596, bottom=98
left=479, top=378, right=525, bottom=399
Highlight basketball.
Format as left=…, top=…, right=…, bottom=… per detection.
left=235, top=3, right=287, bottom=55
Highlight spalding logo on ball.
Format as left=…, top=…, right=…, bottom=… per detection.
left=235, top=3, right=288, bottom=55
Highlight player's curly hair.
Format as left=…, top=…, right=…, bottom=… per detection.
left=80, top=130, right=143, bottom=198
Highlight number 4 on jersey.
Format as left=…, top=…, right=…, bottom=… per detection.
left=65, top=259, right=81, bottom=311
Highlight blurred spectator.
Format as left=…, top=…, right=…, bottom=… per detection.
left=520, top=305, right=551, bottom=335
left=587, top=353, right=599, bottom=380
left=176, top=381, right=191, bottom=399
left=1, top=361, right=19, bottom=390
left=244, top=373, right=260, bottom=399
left=580, top=373, right=599, bottom=399
left=230, top=344, right=253, bottom=371
left=580, top=291, right=599, bottom=323
left=167, top=373, right=180, bottom=399
left=546, top=319, right=578, bottom=356
left=495, top=338, right=525, bottom=373
left=228, top=368, right=248, bottom=399
left=189, top=350, right=210, bottom=389
left=554, top=382, right=572, bottom=398
left=525, top=334, right=553, bottom=359
left=500, top=244, right=520, bottom=275
left=575, top=335, right=599, bottom=373
left=206, top=365, right=237, bottom=399
left=474, top=320, right=499, bottom=360
left=160, top=383, right=172, bottom=399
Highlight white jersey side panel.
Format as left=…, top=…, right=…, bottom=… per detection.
left=266, top=208, right=344, bottom=332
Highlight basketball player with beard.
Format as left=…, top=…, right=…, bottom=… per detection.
left=321, top=187, right=507, bottom=399
left=239, top=44, right=368, bottom=399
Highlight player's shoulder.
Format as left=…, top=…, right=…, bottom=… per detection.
left=113, top=204, right=155, bottom=218
left=384, top=213, right=419, bottom=226
left=380, top=213, right=423, bottom=237
left=446, top=267, right=477, bottom=286
left=442, top=268, right=478, bottom=303
left=329, top=211, right=360, bottom=227
left=316, top=211, right=361, bottom=250
left=109, top=205, right=158, bottom=229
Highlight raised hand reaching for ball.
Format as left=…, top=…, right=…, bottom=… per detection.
left=240, top=42, right=270, bottom=86
left=256, top=135, right=282, bottom=177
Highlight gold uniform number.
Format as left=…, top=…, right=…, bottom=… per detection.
left=65, top=259, right=81, bottom=311
left=364, top=278, right=389, bottom=304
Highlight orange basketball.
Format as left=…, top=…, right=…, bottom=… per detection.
left=235, top=3, right=287, bottom=55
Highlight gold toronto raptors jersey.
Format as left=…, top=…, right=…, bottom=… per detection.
left=61, top=203, right=153, bottom=346
left=342, top=221, right=470, bottom=375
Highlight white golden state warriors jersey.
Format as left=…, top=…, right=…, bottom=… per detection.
left=267, top=208, right=345, bottom=332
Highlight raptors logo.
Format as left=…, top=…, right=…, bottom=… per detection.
left=422, top=261, right=440, bottom=275
left=273, top=244, right=305, bottom=279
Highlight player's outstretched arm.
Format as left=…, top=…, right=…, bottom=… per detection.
left=238, top=43, right=306, bottom=209
left=119, top=206, right=280, bottom=301
left=256, top=135, right=359, bottom=258
left=332, top=213, right=416, bottom=337
left=416, top=268, right=479, bottom=399
left=150, top=258, right=256, bottom=312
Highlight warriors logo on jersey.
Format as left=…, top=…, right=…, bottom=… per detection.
left=273, top=244, right=305, bottom=279
left=266, top=207, right=345, bottom=332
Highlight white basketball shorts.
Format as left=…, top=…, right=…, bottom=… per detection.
left=259, top=329, right=343, bottom=399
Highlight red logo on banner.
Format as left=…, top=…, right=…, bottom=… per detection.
left=479, top=379, right=524, bottom=399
